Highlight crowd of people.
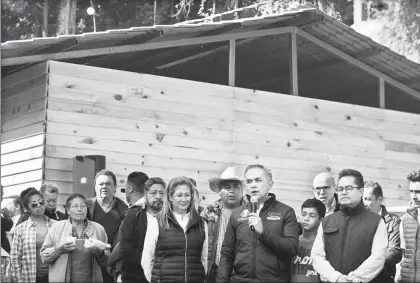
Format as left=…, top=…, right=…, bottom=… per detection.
left=1, top=164, right=420, bottom=283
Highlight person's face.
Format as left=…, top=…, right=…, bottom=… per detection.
left=27, top=194, right=45, bottom=216
left=169, top=185, right=192, bottom=213
left=301, top=207, right=322, bottom=232
left=219, top=180, right=243, bottom=207
left=146, top=184, right=164, bottom=211
left=337, top=176, right=363, bottom=207
left=95, top=175, right=116, bottom=200
left=409, top=181, right=420, bottom=208
left=245, top=168, right=272, bottom=201
left=313, top=175, right=335, bottom=206
left=1, top=199, right=16, bottom=216
left=363, top=187, right=382, bottom=213
left=43, top=191, right=58, bottom=211
left=67, top=197, right=88, bottom=221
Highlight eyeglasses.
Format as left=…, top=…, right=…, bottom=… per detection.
left=336, top=186, right=360, bottom=194
left=70, top=204, right=88, bottom=209
left=410, top=190, right=420, bottom=194
left=314, top=186, right=332, bottom=193
left=30, top=199, right=45, bottom=208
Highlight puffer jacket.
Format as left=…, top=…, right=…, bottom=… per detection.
left=400, top=207, right=420, bottom=282
left=216, top=194, right=300, bottom=282
left=376, top=205, right=402, bottom=283
left=200, top=197, right=248, bottom=282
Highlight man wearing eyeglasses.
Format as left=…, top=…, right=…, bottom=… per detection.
left=312, top=169, right=388, bottom=283
left=313, top=173, right=340, bottom=216
left=397, top=169, right=420, bottom=283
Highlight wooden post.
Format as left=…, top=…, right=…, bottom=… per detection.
left=289, top=28, right=298, bottom=96
left=379, top=77, right=385, bottom=109
left=229, top=39, right=236, bottom=87
left=42, top=0, right=49, bottom=37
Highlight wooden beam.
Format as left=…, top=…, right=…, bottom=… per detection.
left=2, top=27, right=294, bottom=66
left=229, top=39, right=236, bottom=87
left=289, top=27, right=298, bottom=96
left=379, top=77, right=385, bottom=109
left=296, top=28, right=420, bottom=102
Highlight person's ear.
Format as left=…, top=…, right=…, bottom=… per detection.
left=378, top=196, right=384, bottom=203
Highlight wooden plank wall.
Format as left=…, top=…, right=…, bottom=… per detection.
left=1, top=62, right=48, bottom=197
left=45, top=61, right=418, bottom=210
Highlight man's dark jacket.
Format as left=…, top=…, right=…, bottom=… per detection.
left=216, top=194, right=300, bottom=282
left=1, top=213, right=13, bottom=253
left=119, top=206, right=148, bottom=283
left=375, top=205, right=402, bottom=283
left=322, top=201, right=382, bottom=281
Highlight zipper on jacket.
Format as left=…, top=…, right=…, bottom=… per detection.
left=340, top=215, right=349, bottom=272
left=252, top=230, right=257, bottom=279
left=185, top=232, right=188, bottom=283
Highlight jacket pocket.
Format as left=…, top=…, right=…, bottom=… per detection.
left=324, top=227, right=339, bottom=234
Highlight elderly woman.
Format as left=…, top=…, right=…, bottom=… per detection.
left=10, top=187, right=55, bottom=283
left=41, top=194, right=110, bottom=282
left=143, top=176, right=208, bottom=283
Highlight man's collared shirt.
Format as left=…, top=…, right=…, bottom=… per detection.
left=325, top=197, right=337, bottom=216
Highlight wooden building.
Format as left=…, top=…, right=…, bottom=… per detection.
left=2, top=6, right=420, bottom=211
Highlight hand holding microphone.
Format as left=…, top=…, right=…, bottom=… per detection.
left=249, top=196, right=260, bottom=233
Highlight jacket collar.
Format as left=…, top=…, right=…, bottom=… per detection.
left=245, top=193, right=276, bottom=210
left=407, top=205, right=419, bottom=219
left=27, top=215, right=55, bottom=228
left=340, top=199, right=366, bottom=217
left=168, top=208, right=201, bottom=231
left=380, top=205, right=392, bottom=223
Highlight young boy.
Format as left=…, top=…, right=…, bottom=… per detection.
left=291, top=198, right=326, bottom=283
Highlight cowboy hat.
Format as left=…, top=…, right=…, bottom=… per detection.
left=208, top=167, right=245, bottom=193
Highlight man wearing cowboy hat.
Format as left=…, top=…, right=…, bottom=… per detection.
left=200, top=167, right=247, bottom=283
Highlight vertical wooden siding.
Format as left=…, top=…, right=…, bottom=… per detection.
left=45, top=61, right=418, bottom=209
left=1, top=62, right=48, bottom=197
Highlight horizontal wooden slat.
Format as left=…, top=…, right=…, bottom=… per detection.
left=1, top=134, right=44, bottom=154
left=48, top=77, right=233, bottom=106
left=2, top=98, right=46, bottom=122
left=2, top=80, right=47, bottom=112
left=46, top=133, right=233, bottom=163
left=48, top=76, right=233, bottom=120
left=1, top=158, right=44, bottom=177
left=1, top=109, right=45, bottom=132
left=47, top=109, right=232, bottom=142
left=2, top=74, right=48, bottom=100
left=1, top=146, right=44, bottom=165
left=2, top=181, right=43, bottom=198
left=48, top=98, right=232, bottom=131
left=47, top=121, right=233, bottom=153
left=49, top=61, right=233, bottom=96
left=1, top=169, right=43, bottom=187
left=1, top=61, right=48, bottom=90
left=1, top=122, right=45, bottom=143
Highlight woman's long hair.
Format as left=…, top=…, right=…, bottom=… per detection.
left=158, top=176, right=202, bottom=231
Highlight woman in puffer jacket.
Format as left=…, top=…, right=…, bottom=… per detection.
left=142, top=176, right=208, bottom=283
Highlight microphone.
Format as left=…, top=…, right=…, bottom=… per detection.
left=250, top=196, right=259, bottom=231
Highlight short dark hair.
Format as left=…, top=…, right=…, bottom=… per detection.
left=338, top=169, right=364, bottom=188
left=301, top=198, right=326, bottom=218
left=126, top=172, right=149, bottom=194
left=245, top=164, right=273, bottom=182
left=65, top=193, right=87, bottom=209
left=95, top=170, right=117, bottom=186
left=144, top=177, right=166, bottom=192
left=407, top=169, right=420, bottom=182
left=21, top=187, right=43, bottom=211
left=364, top=181, right=383, bottom=199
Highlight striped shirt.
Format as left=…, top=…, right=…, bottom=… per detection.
left=10, top=216, right=55, bottom=283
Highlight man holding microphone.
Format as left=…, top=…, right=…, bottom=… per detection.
left=217, top=164, right=300, bottom=282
